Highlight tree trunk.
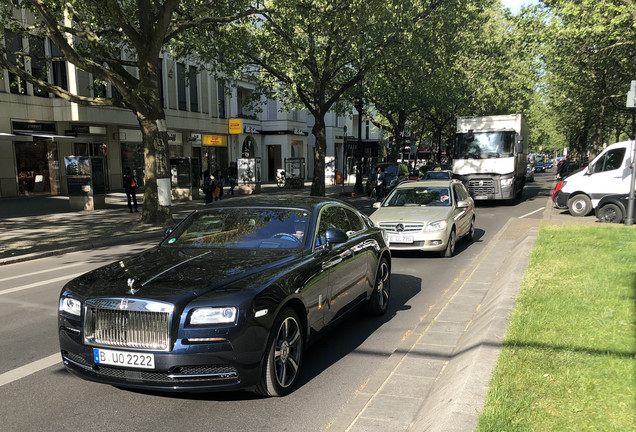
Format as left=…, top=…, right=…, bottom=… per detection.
left=137, top=115, right=173, bottom=225
left=310, top=115, right=327, bottom=196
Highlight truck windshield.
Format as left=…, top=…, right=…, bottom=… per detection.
left=454, top=131, right=516, bottom=158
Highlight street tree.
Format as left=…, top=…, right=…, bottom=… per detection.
left=202, top=0, right=444, bottom=196
left=0, top=0, right=257, bottom=224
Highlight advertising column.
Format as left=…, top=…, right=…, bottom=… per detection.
left=65, top=156, right=106, bottom=210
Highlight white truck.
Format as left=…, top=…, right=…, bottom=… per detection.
left=452, top=114, right=528, bottom=201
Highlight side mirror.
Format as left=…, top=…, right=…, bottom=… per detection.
left=457, top=199, right=470, bottom=209
left=325, top=228, right=349, bottom=245
left=373, top=202, right=381, bottom=209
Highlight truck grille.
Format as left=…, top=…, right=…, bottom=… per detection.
left=468, top=179, right=496, bottom=195
left=84, top=298, right=174, bottom=352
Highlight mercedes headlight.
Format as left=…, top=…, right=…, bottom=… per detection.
left=425, top=220, right=448, bottom=232
left=190, top=307, right=238, bottom=325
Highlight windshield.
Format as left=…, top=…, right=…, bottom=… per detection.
left=383, top=186, right=451, bottom=207
left=454, top=131, right=516, bottom=158
left=163, top=207, right=310, bottom=249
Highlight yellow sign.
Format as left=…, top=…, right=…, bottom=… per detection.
left=229, top=119, right=242, bottom=135
left=202, top=134, right=227, bottom=147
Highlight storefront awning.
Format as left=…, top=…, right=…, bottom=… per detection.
left=13, top=132, right=78, bottom=140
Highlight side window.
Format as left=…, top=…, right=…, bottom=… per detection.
left=344, top=208, right=364, bottom=234
left=592, top=148, right=625, bottom=173
left=314, top=207, right=352, bottom=247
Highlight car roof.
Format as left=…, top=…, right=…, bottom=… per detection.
left=197, top=195, right=349, bottom=212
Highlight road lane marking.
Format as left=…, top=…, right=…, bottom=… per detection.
left=519, top=207, right=544, bottom=219
left=0, top=261, right=86, bottom=283
left=0, top=354, right=60, bottom=387
left=0, top=272, right=85, bottom=296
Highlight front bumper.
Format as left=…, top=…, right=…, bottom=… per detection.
left=552, top=190, right=570, bottom=209
left=386, top=230, right=449, bottom=252
left=58, top=324, right=265, bottom=392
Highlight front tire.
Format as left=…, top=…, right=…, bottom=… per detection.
left=567, top=194, right=592, bottom=217
left=441, top=228, right=456, bottom=258
left=597, top=203, right=623, bottom=223
left=367, top=257, right=390, bottom=316
left=255, top=308, right=303, bottom=397
left=465, top=217, right=475, bottom=242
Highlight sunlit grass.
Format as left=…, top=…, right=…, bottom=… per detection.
left=477, top=225, right=636, bottom=431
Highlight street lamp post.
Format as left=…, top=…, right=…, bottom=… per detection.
left=343, top=125, right=347, bottom=188
left=354, top=96, right=364, bottom=193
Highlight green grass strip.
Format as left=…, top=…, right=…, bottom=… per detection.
left=477, top=224, right=636, bottom=432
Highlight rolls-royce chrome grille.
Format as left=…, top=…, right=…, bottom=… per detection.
left=84, top=298, right=174, bottom=352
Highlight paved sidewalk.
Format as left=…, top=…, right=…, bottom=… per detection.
left=0, top=182, right=599, bottom=431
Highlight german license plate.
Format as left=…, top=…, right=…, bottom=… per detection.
left=474, top=195, right=488, bottom=200
left=93, top=348, right=155, bottom=369
left=389, top=235, right=413, bottom=244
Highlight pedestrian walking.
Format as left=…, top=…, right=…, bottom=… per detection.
left=202, top=169, right=214, bottom=204
left=373, top=166, right=385, bottom=201
left=123, top=167, right=139, bottom=212
left=214, top=169, right=225, bottom=201
left=228, top=161, right=238, bottom=196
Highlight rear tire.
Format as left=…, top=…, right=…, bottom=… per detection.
left=465, top=217, right=475, bottom=242
left=567, top=195, right=592, bottom=217
left=597, top=203, right=623, bottom=223
left=367, top=257, right=390, bottom=316
left=255, top=308, right=303, bottom=397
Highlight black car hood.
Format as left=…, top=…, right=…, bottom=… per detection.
left=66, top=247, right=299, bottom=299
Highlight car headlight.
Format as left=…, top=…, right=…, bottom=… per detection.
left=60, top=297, right=82, bottom=316
left=425, top=220, right=448, bottom=232
left=500, top=178, right=514, bottom=188
left=190, top=307, right=238, bottom=325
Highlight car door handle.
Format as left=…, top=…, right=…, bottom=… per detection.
left=322, top=257, right=342, bottom=270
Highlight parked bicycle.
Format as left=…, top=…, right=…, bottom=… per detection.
left=276, top=170, right=303, bottom=189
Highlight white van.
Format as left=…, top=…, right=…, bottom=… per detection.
left=552, top=140, right=635, bottom=216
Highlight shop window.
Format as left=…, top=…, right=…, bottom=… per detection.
left=15, top=140, right=60, bottom=195
left=121, top=142, right=145, bottom=188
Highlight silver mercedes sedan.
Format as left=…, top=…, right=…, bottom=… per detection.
left=370, top=179, right=475, bottom=257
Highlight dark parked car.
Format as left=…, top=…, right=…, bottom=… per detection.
left=533, top=162, right=546, bottom=173
left=58, top=196, right=391, bottom=396
left=595, top=194, right=635, bottom=224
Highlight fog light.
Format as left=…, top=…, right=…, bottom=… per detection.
left=430, top=240, right=442, bottom=246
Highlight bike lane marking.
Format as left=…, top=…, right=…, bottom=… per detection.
left=0, top=261, right=86, bottom=283
left=0, top=272, right=85, bottom=296
left=0, top=354, right=60, bottom=387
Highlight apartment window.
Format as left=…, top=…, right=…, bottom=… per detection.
left=49, top=40, right=68, bottom=92
left=217, top=82, right=226, bottom=118
left=5, top=30, right=25, bottom=94
left=29, top=36, right=48, bottom=97
left=177, top=62, right=187, bottom=110
left=158, top=58, right=164, bottom=107
left=189, top=66, right=198, bottom=112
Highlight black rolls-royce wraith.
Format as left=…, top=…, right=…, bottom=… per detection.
left=58, top=196, right=391, bottom=396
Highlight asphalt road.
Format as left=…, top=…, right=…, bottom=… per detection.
left=0, top=171, right=556, bottom=432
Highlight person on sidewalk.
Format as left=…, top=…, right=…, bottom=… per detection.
left=214, top=169, right=225, bottom=201
left=227, top=161, right=238, bottom=196
left=202, top=169, right=214, bottom=204
left=123, top=167, right=139, bottom=212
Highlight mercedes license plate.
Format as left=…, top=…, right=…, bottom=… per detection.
left=389, top=235, right=413, bottom=244
left=94, top=348, right=155, bottom=369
